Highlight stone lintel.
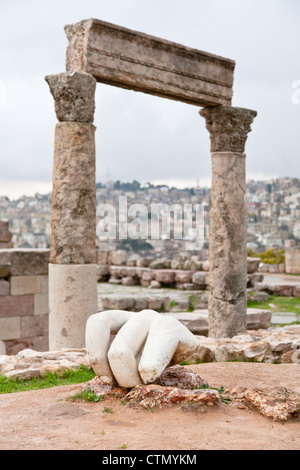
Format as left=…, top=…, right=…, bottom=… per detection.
left=65, top=18, right=235, bottom=107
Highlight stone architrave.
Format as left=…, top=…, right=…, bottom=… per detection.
left=45, top=71, right=98, bottom=350
left=200, top=106, right=257, bottom=339
left=64, top=18, right=235, bottom=107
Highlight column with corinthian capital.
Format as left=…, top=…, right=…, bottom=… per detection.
left=45, top=71, right=98, bottom=349
left=200, top=106, right=257, bottom=339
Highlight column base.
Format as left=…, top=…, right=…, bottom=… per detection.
left=49, top=263, right=98, bottom=350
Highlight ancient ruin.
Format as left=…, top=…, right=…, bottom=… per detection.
left=45, top=18, right=257, bottom=347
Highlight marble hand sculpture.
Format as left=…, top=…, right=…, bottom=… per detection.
left=85, top=309, right=200, bottom=388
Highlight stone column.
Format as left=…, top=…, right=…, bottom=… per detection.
left=200, top=106, right=257, bottom=338
left=45, top=71, right=98, bottom=349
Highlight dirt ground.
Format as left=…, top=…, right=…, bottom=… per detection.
left=0, top=362, right=299, bottom=451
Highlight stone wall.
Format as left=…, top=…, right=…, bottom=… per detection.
left=0, top=249, right=50, bottom=354
left=97, top=252, right=263, bottom=291
left=285, top=240, right=300, bottom=274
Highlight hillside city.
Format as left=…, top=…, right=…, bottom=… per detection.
left=0, top=177, right=300, bottom=256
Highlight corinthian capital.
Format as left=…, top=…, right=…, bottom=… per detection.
left=45, top=71, right=96, bottom=123
left=200, top=105, right=257, bottom=153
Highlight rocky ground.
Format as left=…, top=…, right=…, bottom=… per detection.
left=0, top=362, right=299, bottom=451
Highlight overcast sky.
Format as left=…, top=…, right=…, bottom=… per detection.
left=0, top=0, right=300, bottom=198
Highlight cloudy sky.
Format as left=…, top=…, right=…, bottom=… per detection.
left=0, top=0, right=300, bottom=198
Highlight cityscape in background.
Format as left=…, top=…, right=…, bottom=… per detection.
left=0, top=176, right=300, bottom=254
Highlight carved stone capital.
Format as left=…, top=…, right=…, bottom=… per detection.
left=200, top=105, right=257, bottom=153
left=45, top=72, right=96, bottom=123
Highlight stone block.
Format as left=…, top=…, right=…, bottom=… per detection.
left=155, top=270, right=176, bottom=284
left=0, top=265, right=10, bottom=278
left=134, top=297, right=149, bottom=311
left=122, top=277, right=137, bottom=286
left=96, top=265, right=110, bottom=281
left=149, top=258, right=167, bottom=269
left=0, top=242, right=13, bottom=249
left=109, top=250, right=127, bottom=266
left=0, top=339, right=5, bottom=354
left=293, top=285, right=300, bottom=297
left=192, top=271, right=208, bottom=287
left=247, top=257, right=261, bottom=274
left=34, top=293, right=49, bottom=315
left=101, top=295, right=135, bottom=311
left=202, top=260, right=210, bottom=272
left=149, top=280, right=161, bottom=289
left=141, top=270, right=154, bottom=282
left=65, top=19, right=235, bottom=107
left=10, top=276, right=48, bottom=296
left=175, top=270, right=193, bottom=283
left=0, top=317, right=20, bottom=340
left=97, top=250, right=109, bottom=265
left=0, top=249, right=50, bottom=276
left=0, top=280, right=9, bottom=296
left=21, top=314, right=48, bottom=338
left=0, top=295, right=34, bottom=318
left=147, top=296, right=170, bottom=312
left=272, top=285, right=295, bottom=297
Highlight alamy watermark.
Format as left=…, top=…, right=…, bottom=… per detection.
left=291, top=80, right=300, bottom=104
left=96, top=197, right=208, bottom=250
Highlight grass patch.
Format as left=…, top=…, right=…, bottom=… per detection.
left=67, top=388, right=103, bottom=403
left=0, top=365, right=95, bottom=395
left=247, top=294, right=300, bottom=316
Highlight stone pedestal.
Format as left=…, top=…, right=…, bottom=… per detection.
left=200, top=106, right=257, bottom=338
left=46, top=71, right=98, bottom=350
left=49, top=264, right=98, bottom=349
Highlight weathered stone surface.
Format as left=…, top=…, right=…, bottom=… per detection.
left=0, top=265, right=10, bottom=278
left=21, top=314, right=48, bottom=338
left=285, top=240, right=300, bottom=274
left=0, top=294, right=34, bottom=318
left=49, top=264, right=98, bottom=350
left=0, top=340, right=6, bottom=355
left=0, top=317, right=21, bottom=341
left=51, top=122, right=96, bottom=264
left=126, top=383, right=219, bottom=409
left=222, top=386, right=300, bottom=422
left=10, top=275, right=48, bottom=296
left=155, top=269, right=176, bottom=284
left=250, top=292, right=270, bottom=303
left=122, top=276, right=137, bottom=286
left=192, top=271, right=208, bottom=287
left=190, top=325, right=300, bottom=365
left=0, top=348, right=90, bottom=379
left=247, top=257, right=261, bottom=274
left=293, top=285, right=300, bottom=297
left=0, top=280, right=9, bottom=296
left=96, top=265, right=110, bottom=281
left=153, top=365, right=208, bottom=389
left=200, top=106, right=257, bottom=153
left=101, top=294, right=135, bottom=311
left=0, top=249, right=49, bottom=276
left=175, top=270, right=193, bottom=283
left=45, top=72, right=96, bottom=123
left=149, top=258, right=168, bottom=270
left=149, top=280, right=161, bottom=289
left=65, top=18, right=235, bottom=107
left=109, top=250, right=127, bottom=266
